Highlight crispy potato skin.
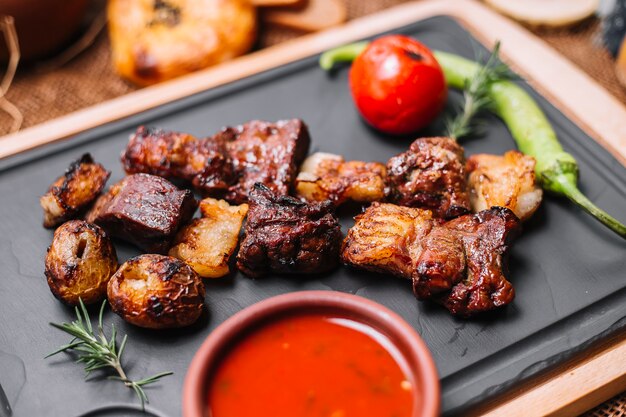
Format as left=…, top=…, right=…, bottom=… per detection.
left=107, top=254, right=205, bottom=329
left=169, top=198, right=248, bottom=278
left=45, top=220, right=118, bottom=306
left=108, top=0, right=257, bottom=85
left=40, top=154, right=110, bottom=228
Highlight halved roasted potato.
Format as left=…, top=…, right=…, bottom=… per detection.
left=45, top=220, right=118, bottom=305
left=169, top=198, right=248, bottom=278
left=40, top=154, right=110, bottom=228
left=107, top=254, right=205, bottom=329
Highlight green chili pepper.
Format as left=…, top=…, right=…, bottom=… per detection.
left=319, top=43, right=626, bottom=239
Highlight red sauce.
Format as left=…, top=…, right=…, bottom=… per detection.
left=207, top=314, right=415, bottom=417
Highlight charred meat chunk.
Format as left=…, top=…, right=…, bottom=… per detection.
left=341, top=202, right=436, bottom=279
left=295, top=152, right=387, bottom=205
left=89, top=174, right=197, bottom=253
left=40, top=154, right=110, bottom=228
left=386, top=137, right=470, bottom=219
left=467, top=150, right=543, bottom=221
left=121, top=126, right=234, bottom=193
left=415, top=207, right=520, bottom=316
left=236, top=184, right=342, bottom=278
left=121, top=119, right=310, bottom=203
left=223, top=119, right=310, bottom=203
left=342, top=203, right=520, bottom=316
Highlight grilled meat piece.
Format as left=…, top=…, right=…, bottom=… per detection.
left=224, top=119, right=310, bottom=203
left=89, top=174, right=198, bottom=253
left=85, top=181, right=123, bottom=224
left=121, top=119, right=310, bottom=203
left=342, top=203, right=520, bottom=316
left=467, top=150, right=543, bottom=221
left=415, top=207, right=520, bottom=317
left=386, top=137, right=470, bottom=219
left=237, top=183, right=342, bottom=278
left=40, top=154, right=110, bottom=228
left=122, top=126, right=234, bottom=193
left=169, top=198, right=248, bottom=278
left=295, top=152, right=387, bottom=205
left=341, top=202, right=436, bottom=279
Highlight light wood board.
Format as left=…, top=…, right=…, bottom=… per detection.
left=1, top=0, right=625, bottom=415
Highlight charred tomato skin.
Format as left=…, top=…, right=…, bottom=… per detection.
left=349, top=35, right=447, bottom=135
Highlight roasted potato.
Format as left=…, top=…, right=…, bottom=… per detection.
left=107, top=0, right=257, bottom=85
left=45, top=220, right=118, bottom=306
left=40, top=154, right=110, bottom=228
left=108, top=254, right=205, bottom=329
left=169, top=198, right=248, bottom=278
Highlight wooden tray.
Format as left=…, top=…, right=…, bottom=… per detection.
left=0, top=1, right=624, bottom=416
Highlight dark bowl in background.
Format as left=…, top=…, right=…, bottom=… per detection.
left=183, top=290, right=440, bottom=417
left=0, top=0, right=90, bottom=62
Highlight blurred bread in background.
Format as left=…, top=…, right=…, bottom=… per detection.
left=262, top=0, right=346, bottom=32
left=483, top=0, right=598, bottom=28
left=108, top=0, right=257, bottom=86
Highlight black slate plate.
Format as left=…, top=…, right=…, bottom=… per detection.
left=0, top=16, right=625, bottom=417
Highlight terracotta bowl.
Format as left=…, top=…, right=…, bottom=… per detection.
left=183, top=290, right=440, bottom=417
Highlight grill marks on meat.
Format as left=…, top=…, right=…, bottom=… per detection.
left=295, top=152, right=387, bottom=205
left=386, top=137, right=470, bottom=219
left=342, top=203, right=520, bottom=316
left=467, top=150, right=543, bottom=221
left=236, top=184, right=342, bottom=278
left=88, top=174, right=197, bottom=253
left=224, top=120, right=310, bottom=204
left=114, top=123, right=524, bottom=317
left=122, top=126, right=234, bottom=192
left=341, top=203, right=436, bottom=279
left=416, top=207, right=520, bottom=316
left=121, top=119, right=310, bottom=203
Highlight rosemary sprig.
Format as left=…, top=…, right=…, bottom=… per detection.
left=445, top=42, right=514, bottom=140
left=46, top=300, right=173, bottom=409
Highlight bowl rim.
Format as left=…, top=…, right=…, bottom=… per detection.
left=182, top=290, right=440, bottom=417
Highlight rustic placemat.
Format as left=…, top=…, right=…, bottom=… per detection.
left=587, top=392, right=626, bottom=417
left=0, top=0, right=624, bottom=414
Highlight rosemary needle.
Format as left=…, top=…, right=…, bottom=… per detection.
left=46, top=299, right=173, bottom=409
left=445, top=41, right=514, bottom=140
